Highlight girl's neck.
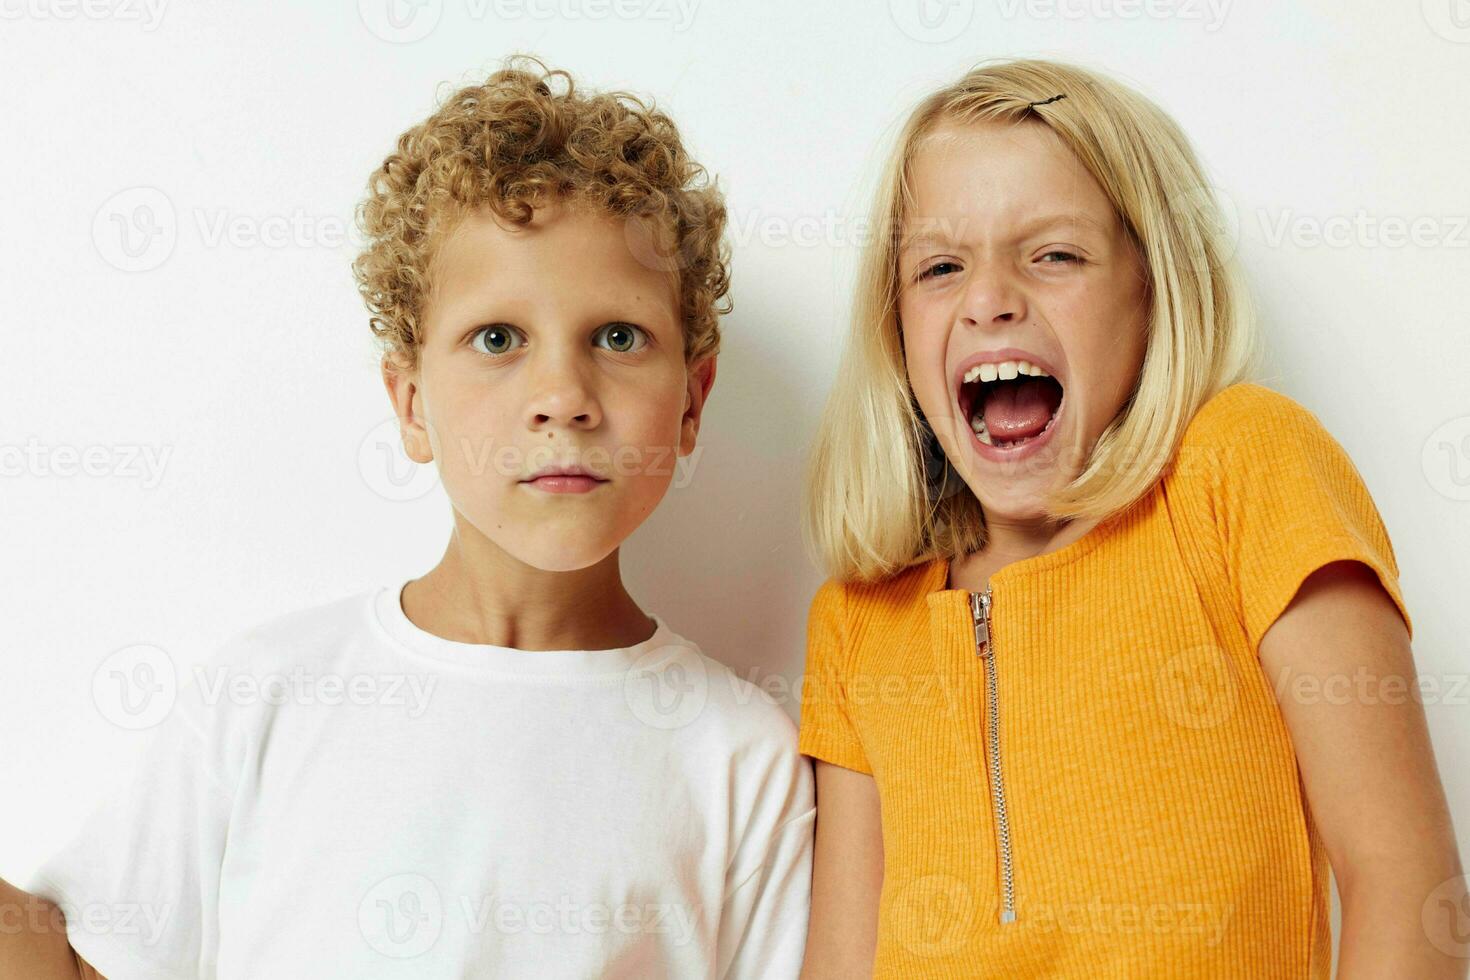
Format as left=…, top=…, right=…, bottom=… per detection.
left=948, top=514, right=1100, bottom=591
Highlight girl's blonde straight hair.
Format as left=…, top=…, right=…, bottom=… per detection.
left=804, top=58, right=1262, bottom=583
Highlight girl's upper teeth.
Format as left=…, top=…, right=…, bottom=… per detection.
left=963, top=359, right=1050, bottom=385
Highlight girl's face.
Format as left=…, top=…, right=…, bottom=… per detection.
left=897, top=119, right=1150, bottom=522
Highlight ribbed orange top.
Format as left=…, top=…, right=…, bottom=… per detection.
left=799, top=383, right=1413, bottom=978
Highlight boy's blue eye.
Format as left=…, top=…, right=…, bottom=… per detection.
left=595, top=322, right=647, bottom=353
left=471, top=324, right=525, bottom=357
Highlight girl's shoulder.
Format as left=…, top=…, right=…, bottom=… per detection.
left=1181, top=381, right=1321, bottom=448
left=1168, top=384, right=1411, bottom=648
left=808, top=558, right=942, bottom=643
left=1172, top=381, right=1356, bottom=491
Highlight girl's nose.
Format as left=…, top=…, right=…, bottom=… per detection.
left=957, top=265, right=1026, bottom=329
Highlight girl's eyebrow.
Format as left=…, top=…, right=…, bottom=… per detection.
left=899, top=211, right=1109, bottom=252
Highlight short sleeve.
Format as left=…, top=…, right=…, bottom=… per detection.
left=1205, top=385, right=1413, bottom=656
left=25, top=666, right=233, bottom=980
left=715, top=722, right=815, bottom=980
left=797, top=579, right=873, bottom=775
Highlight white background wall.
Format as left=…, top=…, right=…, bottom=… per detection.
left=3, top=0, right=1467, bottom=962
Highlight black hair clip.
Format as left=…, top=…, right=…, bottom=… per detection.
left=1027, top=93, right=1067, bottom=108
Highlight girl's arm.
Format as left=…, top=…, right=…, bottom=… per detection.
left=800, top=760, right=884, bottom=979
left=1259, top=559, right=1466, bottom=979
left=0, top=877, right=105, bottom=980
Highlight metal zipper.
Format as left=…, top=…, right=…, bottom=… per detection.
left=971, top=588, right=1017, bottom=924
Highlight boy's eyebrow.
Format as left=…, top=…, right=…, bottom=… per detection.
left=899, top=211, right=1109, bottom=251
left=436, top=296, right=677, bottom=334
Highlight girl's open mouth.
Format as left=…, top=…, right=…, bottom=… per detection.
left=958, top=366, right=1065, bottom=456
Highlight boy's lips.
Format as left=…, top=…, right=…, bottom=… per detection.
left=520, top=464, right=609, bottom=494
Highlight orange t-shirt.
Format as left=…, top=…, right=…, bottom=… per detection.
left=799, top=382, right=1413, bottom=978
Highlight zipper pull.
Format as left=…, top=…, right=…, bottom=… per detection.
left=970, top=589, right=992, bottom=658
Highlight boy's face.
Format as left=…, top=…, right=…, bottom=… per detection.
left=383, top=200, right=715, bottom=572
left=896, top=119, right=1149, bottom=520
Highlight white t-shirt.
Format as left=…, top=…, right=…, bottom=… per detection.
left=29, top=580, right=815, bottom=979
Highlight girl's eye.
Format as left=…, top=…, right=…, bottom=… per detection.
left=1039, top=250, right=1081, bottom=264
left=470, top=324, right=525, bottom=357
left=917, top=261, right=960, bottom=282
left=595, top=322, right=648, bottom=353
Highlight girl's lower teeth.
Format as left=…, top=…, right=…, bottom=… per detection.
left=970, top=413, right=1055, bottom=449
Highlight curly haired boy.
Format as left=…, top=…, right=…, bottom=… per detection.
left=12, top=57, right=814, bottom=979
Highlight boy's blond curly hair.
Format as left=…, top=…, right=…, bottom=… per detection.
left=352, top=55, right=731, bottom=373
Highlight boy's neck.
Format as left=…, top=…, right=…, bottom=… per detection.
left=401, top=538, right=655, bottom=653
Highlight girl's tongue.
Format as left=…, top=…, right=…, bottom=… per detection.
left=981, top=377, right=1060, bottom=442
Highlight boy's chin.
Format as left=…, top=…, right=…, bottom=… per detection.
left=500, top=537, right=621, bottom=574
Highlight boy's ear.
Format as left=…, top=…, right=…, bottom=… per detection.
left=679, top=355, right=717, bottom=456
left=381, top=354, right=434, bottom=465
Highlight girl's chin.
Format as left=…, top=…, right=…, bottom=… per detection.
left=950, top=435, right=1078, bottom=501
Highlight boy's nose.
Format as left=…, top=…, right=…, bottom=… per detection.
left=525, top=369, right=602, bottom=430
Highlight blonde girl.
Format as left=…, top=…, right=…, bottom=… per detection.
left=797, top=58, right=1463, bottom=979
